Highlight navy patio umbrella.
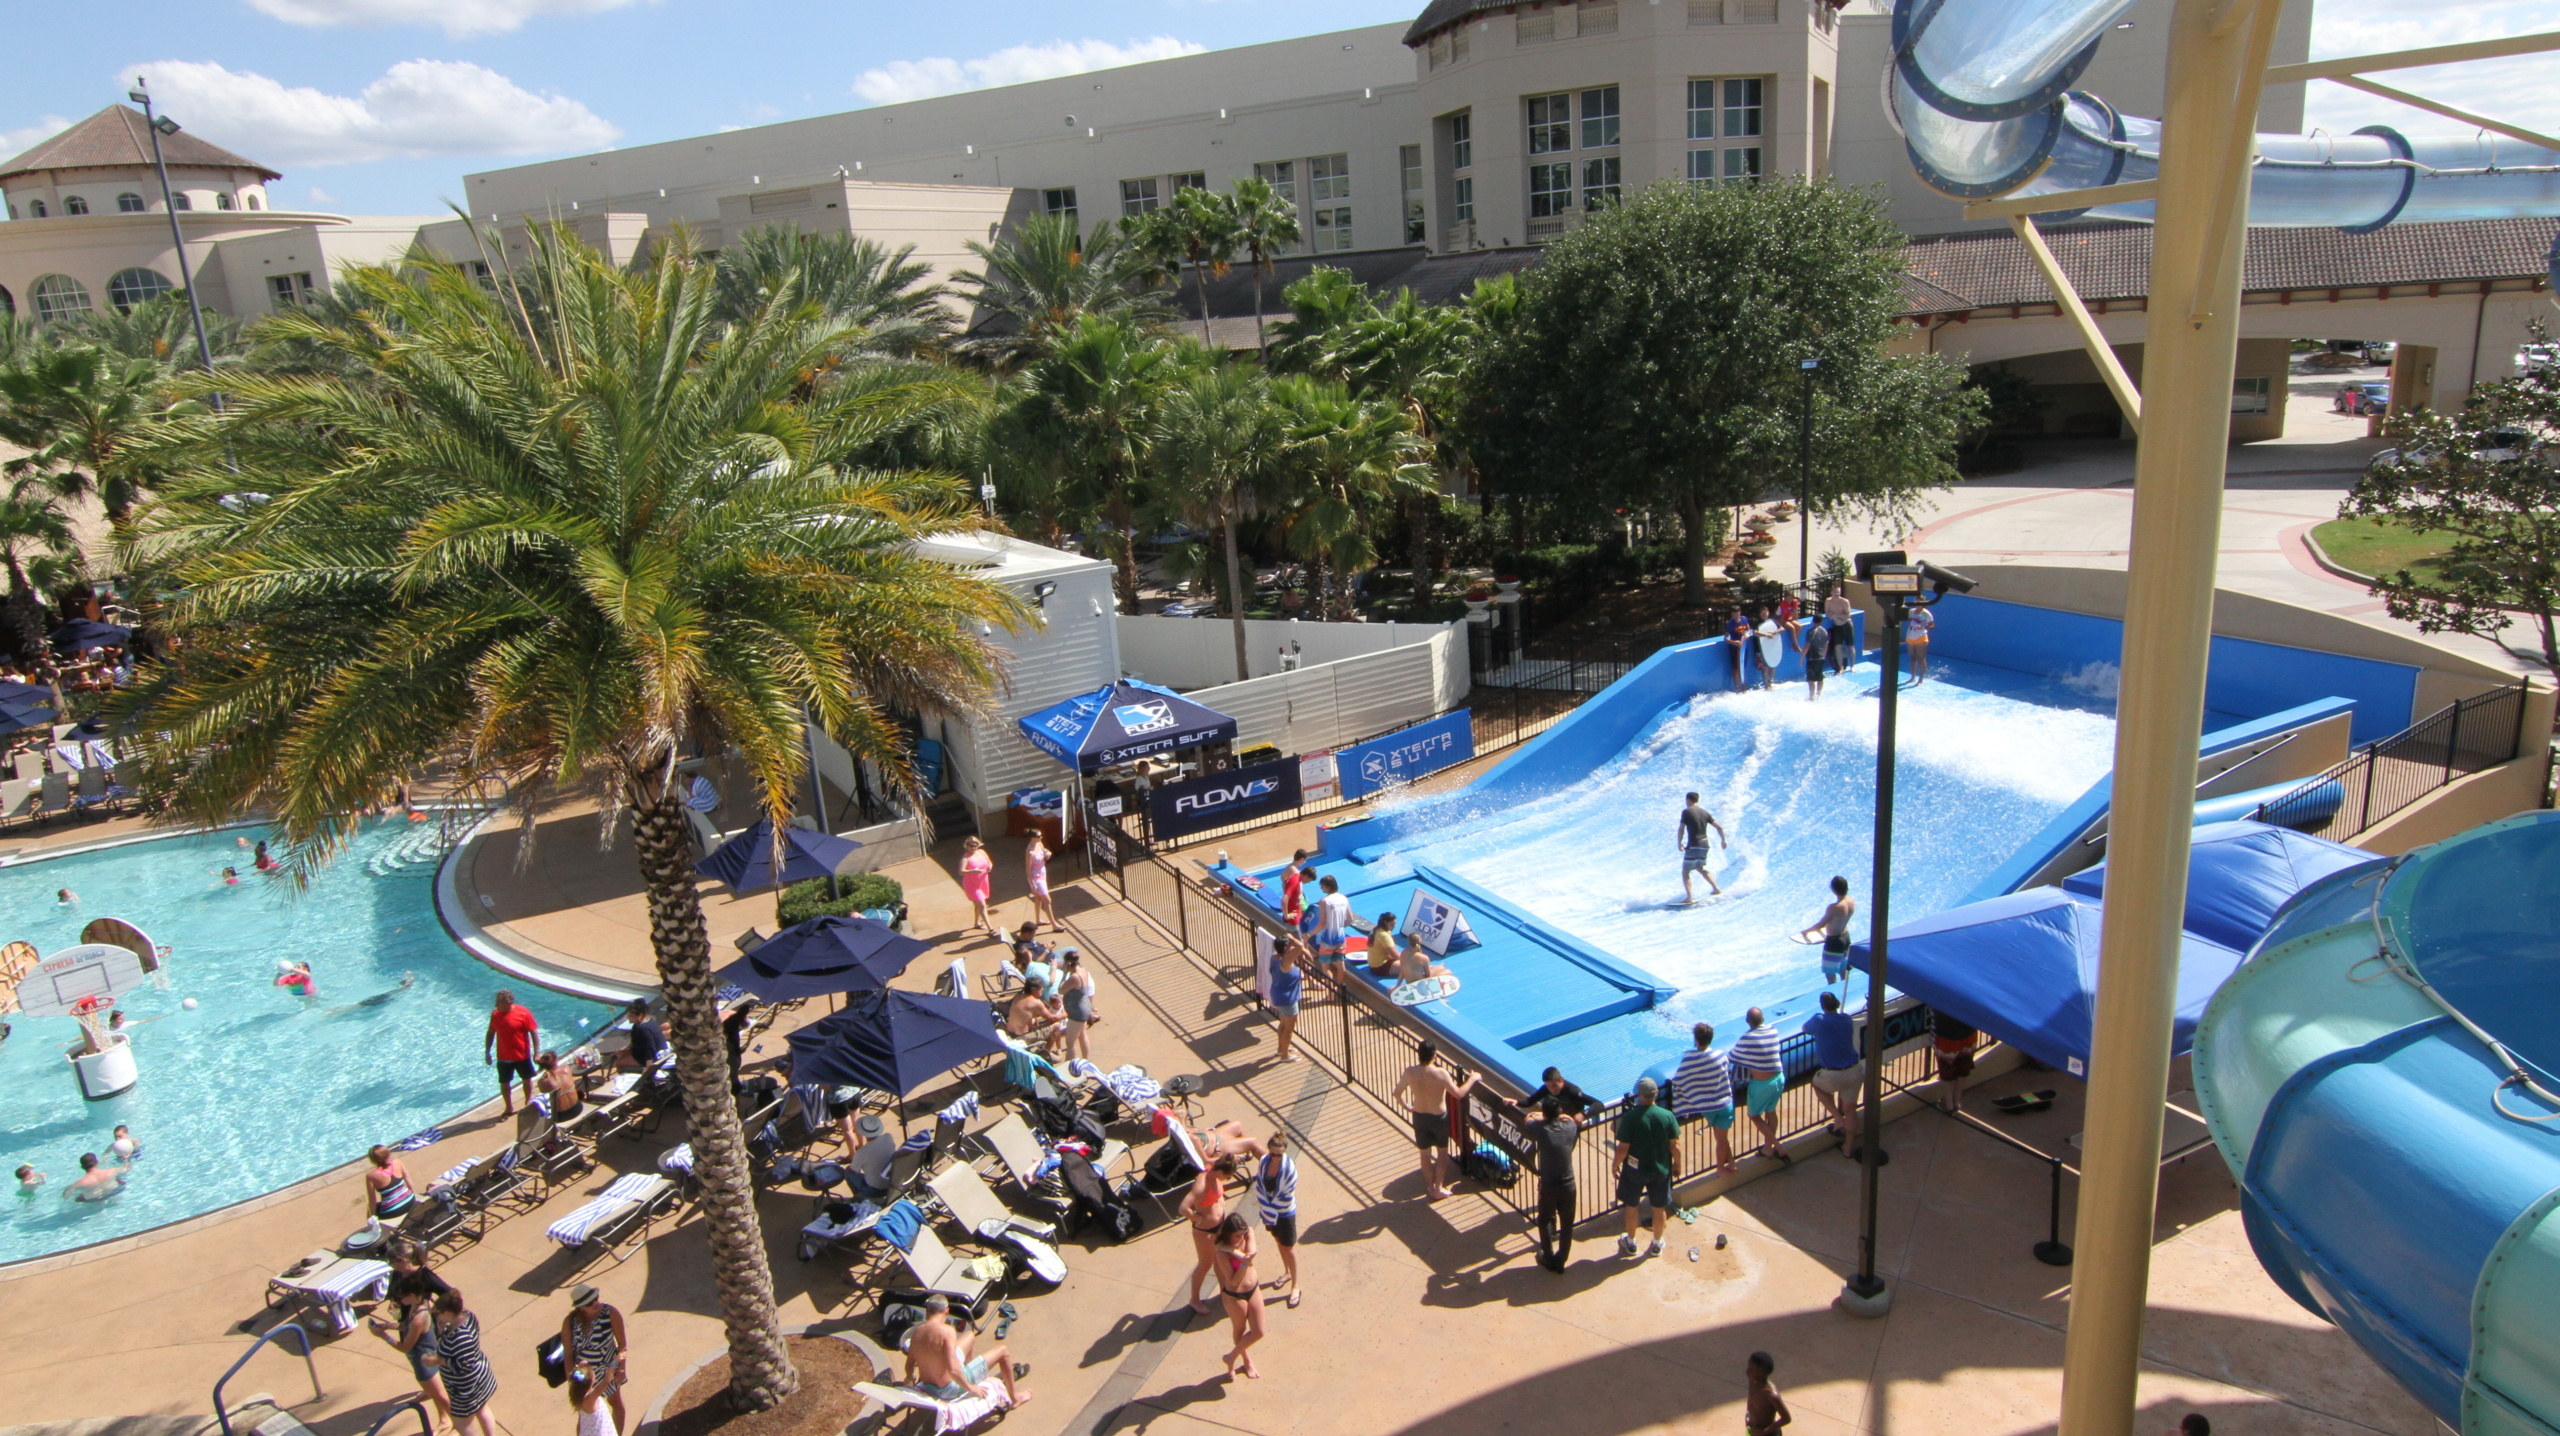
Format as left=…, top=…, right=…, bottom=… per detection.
left=695, top=816, right=864, bottom=893
left=0, top=680, right=56, bottom=733
left=49, top=619, right=131, bottom=654
left=1015, top=679, right=1237, bottom=774
left=783, top=988, right=1007, bottom=1097
left=710, top=913, right=930, bottom=1003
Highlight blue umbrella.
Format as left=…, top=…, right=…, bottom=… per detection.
left=784, top=988, right=1007, bottom=1097
left=1015, top=679, right=1237, bottom=774
left=695, top=817, right=863, bottom=893
left=49, top=619, right=131, bottom=654
left=0, top=680, right=55, bottom=734
left=710, top=913, right=928, bottom=1002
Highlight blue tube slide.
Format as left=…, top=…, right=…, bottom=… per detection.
left=1893, top=0, right=2560, bottom=228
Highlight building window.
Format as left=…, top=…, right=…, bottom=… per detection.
left=1527, top=93, right=1572, bottom=154
left=1402, top=144, right=1426, bottom=243
left=29, top=274, right=91, bottom=323
left=2231, top=376, right=2272, bottom=415
left=1171, top=171, right=1207, bottom=194
left=1517, top=8, right=1555, bottom=43
left=1724, top=146, right=1763, bottom=182
left=172, top=192, right=191, bottom=211
left=1582, top=155, right=1621, bottom=208
left=1453, top=25, right=1469, bottom=60
left=466, top=259, right=495, bottom=291
left=1687, top=79, right=1717, bottom=140
left=1043, top=187, right=1078, bottom=225
left=65, top=195, right=90, bottom=215
left=216, top=192, right=235, bottom=210
left=1429, top=32, right=1455, bottom=68
left=1580, top=0, right=1618, bottom=33
left=1312, top=205, right=1353, bottom=251
left=1580, top=86, right=1620, bottom=150
left=1254, top=160, right=1297, bottom=208
left=1724, top=78, right=1764, bottom=140
left=267, top=272, right=315, bottom=308
left=1688, top=77, right=1766, bottom=182
left=1451, top=113, right=1473, bottom=171
left=116, top=192, right=145, bottom=213
left=28, top=199, right=46, bottom=218
left=1528, top=162, right=1574, bottom=217
left=1740, top=0, right=1777, bottom=18
left=1311, top=154, right=1350, bottom=204
left=107, top=267, right=175, bottom=312
left=1453, top=175, right=1475, bottom=224
left=1120, top=177, right=1160, bottom=216
left=245, top=192, right=263, bottom=210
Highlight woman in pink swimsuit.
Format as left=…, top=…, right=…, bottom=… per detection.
left=958, top=835, right=997, bottom=936
left=1024, top=833, right=1056, bottom=931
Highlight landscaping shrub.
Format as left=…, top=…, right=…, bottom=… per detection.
left=776, top=870, right=905, bottom=925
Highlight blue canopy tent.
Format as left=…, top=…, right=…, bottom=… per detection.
left=784, top=988, right=1008, bottom=1098
left=695, top=817, right=863, bottom=894
left=0, top=680, right=56, bottom=734
left=1016, top=680, right=1237, bottom=774
left=2062, top=820, right=2379, bottom=953
left=1846, top=888, right=2248, bottom=1077
left=49, top=619, right=130, bottom=654
left=711, top=914, right=929, bottom=1003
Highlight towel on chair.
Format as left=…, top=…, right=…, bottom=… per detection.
left=936, top=1090, right=981, bottom=1125
left=1101, top=1066, right=1161, bottom=1105
left=658, top=1145, right=696, bottom=1177
left=874, top=1199, right=926, bottom=1254
left=546, top=1174, right=666, bottom=1246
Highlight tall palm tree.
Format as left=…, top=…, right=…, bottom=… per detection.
left=1153, top=354, right=1280, bottom=679
left=1168, top=188, right=1240, bottom=349
left=951, top=214, right=1167, bottom=371
left=0, top=476, right=74, bottom=667
left=0, top=345, right=184, bottom=521
left=1320, top=290, right=1476, bottom=613
left=710, top=226, right=952, bottom=355
left=54, top=293, right=245, bottom=366
left=999, top=316, right=1174, bottom=610
left=114, top=230, right=1023, bottom=1413
left=1270, top=376, right=1432, bottom=620
left=1225, top=177, right=1302, bottom=353
left=1264, top=266, right=1379, bottom=378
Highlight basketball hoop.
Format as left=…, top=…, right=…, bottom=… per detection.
left=67, top=993, right=115, bottom=1051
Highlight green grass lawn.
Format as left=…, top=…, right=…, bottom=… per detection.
left=2311, top=515, right=2456, bottom=579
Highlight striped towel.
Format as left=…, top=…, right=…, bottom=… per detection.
left=1101, top=1066, right=1161, bottom=1106
left=1067, top=1058, right=1102, bottom=1080
left=899, top=1130, right=934, bottom=1154
left=658, top=1144, right=695, bottom=1176
left=435, top=1154, right=482, bottom=1187
left=546, top=1174, right=666, bottom=1246
left=714, top=983, right=748, bottom=1006
left=791, top=1084, right=831, bottom=1125
left=936, top=1090, right=980, bottom=1124
left=293, top=1259, right=391, bottom=1333
left=393, top=1127, right=443, bottom=1151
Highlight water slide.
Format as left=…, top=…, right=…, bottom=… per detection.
left=1892, top=0, right=2560, bottom=231
left=2191, top=812, right=2560, bottom=1435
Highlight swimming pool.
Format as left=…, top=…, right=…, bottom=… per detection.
left=0, top=824, right=615, bottom=1264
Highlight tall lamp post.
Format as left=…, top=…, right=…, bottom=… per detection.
left=1797, top=358, right=1819, bottom=588
left=126, top=79, right=219, bottom=382
left=1840, top=550, right=1975, bottom=1318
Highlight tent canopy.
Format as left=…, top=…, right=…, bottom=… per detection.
left=0, top=680, right=55, bottom=734
left=2063, top=820, right=2379, bottom=953
left=783, top=988, right=1007, bottom=1097
left=710, top=914, right=928, bottom=1002
left=695, top=817, right=862, bottom=894
left=1016, top=680, right=1237, bottom=774
left=1847, top=888, right=2246, bottom=1077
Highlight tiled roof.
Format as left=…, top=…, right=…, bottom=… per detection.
left=0, top=105, right=281, bottom=183
left=1404, top=0, right=1499, bottom=46
left=1900, top=216, right=2557, bottom=313
left=1169, top=244, right=1543, bottom=322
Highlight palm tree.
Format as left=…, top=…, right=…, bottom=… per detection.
left=0, top=476, right=74, bottom=668
left=710, top=225, right=951, bottom=355
left=1319, top=290, right=1476, bottom=614
left=54, top=293, right=245, bottom=366
left=999, top=316, right=1174, bottom=610
left=1168, top=188, right=1241, bottom=349
left=1153, top=354, right=1281, bottom=679
left=115, top=230, right=1023, bottom=1413
left=1270, top=376, right=1431, bottom=620
left=1225, top=177, right=1302, bottom=353
left=0, top=345, right=183, bottom=522
left=951, top=214, right=1168, bottom=371
left=1265, top=266, right=1379, bottom=378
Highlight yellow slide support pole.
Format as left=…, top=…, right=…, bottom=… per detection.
left=2011, top=214, right=2143, bottom=436
left=2056, top=2, right=2281, bottom=1435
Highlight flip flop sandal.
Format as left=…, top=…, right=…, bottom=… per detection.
left=1285, top=1292, right=1302, bottom=1309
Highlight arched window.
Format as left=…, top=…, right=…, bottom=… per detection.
left=171, top=193, right=192, bottom=211
left=215, top=193, right=235, bottom=210
left=117, top=192, right=145, bottom=213
left=30, top=274, right=92, bottom=323
left=63, top=195, right=89, bottom=215
left=244, top=192, right=263, bottom=211
left=105, top=268, right=174, bottom=312
left=29, top=199, right=47, bottom=218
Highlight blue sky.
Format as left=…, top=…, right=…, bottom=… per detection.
left=2, top=1, right=2553, bottom=217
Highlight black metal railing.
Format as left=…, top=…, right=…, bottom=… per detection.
left=2258, top=681, right=2532, bottom=840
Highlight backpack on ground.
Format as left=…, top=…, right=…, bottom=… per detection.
left=1458, top=1141, right=1520, bottom=1188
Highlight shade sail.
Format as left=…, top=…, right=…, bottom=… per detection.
left=783, top=989, right=1007, bottom=1097
left=1015, top=680, right=1237, bottom=774
left=1846, top=887, right=2246, bottom=1078
left=695, top=817, right=863, bottom=893
left=710, top=913, right=928, bottom=1002
left=2062, top=820, right=2380, bottom=953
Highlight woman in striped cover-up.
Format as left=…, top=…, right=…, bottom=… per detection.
left=1253, top=1134, right=1301, bottom=1308
left=429, top=1290, right=499, bottom=1436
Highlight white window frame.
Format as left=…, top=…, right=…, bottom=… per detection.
left=1310, top=154, right=1350, bottom=204
left=1528, top=162, right=1575, bottom=218
left=1451, top=113, right=1473, bottom=172
left=1402, top=144, right=1426, bottom=244
left=1042, top=187, right=1078, bottom=224
left=1580, top=86, right=1620, bottom=151
left=1120, top=177, right=1161, bottom=216
left=1453, top=175, right=1476, bottom=224
left=1582, top=155, right=1621, bottom=209
left=1527, top=94, right=1572, bottom=155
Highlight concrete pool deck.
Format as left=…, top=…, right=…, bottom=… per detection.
left=0, top=798, right=2437, bottom=1436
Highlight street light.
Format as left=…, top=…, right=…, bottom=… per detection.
left=126, top=80, right=219, bottom=382
left=1798, top=358, right=1819, bottom=589
left=1841, top=550, right=1976, bottom=1318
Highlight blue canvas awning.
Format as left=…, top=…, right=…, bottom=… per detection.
left=784, top=988, right=1007, bottom=1096
left=695, top=817, right=863, bottom=893
left=1015, top=680, right=1237, bottom=774
left=711, top=914, right=928, bottom=1002
left=2062, top=820, right=2379, bottom=953
left=1847, top=888, right=2247, bottom=1078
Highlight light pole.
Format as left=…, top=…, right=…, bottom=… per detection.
left=1841, top=551, right=1975, bottom=1318
left=126, top=79, right=219, bottom=381
left=1798, top=358, right=1819, bottom=589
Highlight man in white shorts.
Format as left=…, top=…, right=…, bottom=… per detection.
left=1310, top=874, right=1353, bottom=999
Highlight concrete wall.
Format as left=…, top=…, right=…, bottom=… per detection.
left=2357, top=753, right=2553, bottom=855
left=1117, top=614, right=1461, bottom=689
left=1180, top=630, right=1461, bottom=759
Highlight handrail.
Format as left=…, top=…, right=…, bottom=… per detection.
left=2256, top=680, right=2531, bottom=838
left=364, top=1397, right=435, bottom=1436
left=213, top=1321, right=322, bottom=1436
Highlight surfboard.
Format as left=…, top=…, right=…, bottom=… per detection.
left=1390, top=974, right=1461, bottom=1006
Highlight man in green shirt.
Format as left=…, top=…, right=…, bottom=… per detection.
left=1614, top=1076, right=1681, bottom=1259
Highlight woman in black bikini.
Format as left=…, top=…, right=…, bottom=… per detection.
left=1180, top=1156, right=1236, bottom=1316
left=1213, top=1213, right=1264, bottom=1380
left=540, top=1052, right=584, bottom=1124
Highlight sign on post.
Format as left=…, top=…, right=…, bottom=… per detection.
left=1298, top=749, right=1339, bottom=805
left=1400, top=889, right=1478, bottom=957
left=1146, top=756, right=1303, bottom=843
left=1336, top=710, right=1475, bottom=801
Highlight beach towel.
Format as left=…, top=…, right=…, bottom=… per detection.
left=1100, top=1066, right=1161, bottom=1106
left=874, top=1199, right=926, bottom=1253
left=393, top=1127, right=443, bottom=1152
left=545, top=1174, right=666, bottom=1246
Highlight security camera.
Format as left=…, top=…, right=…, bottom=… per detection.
left=1918, top=561, right=1977, bottom=595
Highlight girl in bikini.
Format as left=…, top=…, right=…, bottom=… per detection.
left=1213, top=1214, right=1264, bottom=1380
left=1180, top=1156, right=1237, bottom=1316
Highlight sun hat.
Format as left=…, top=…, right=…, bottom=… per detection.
left=569, top=1284, right=600, bottom=1307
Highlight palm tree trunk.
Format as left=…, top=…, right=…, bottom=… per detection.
left=1222, top=508, right=1250, bottom=682
left=1191, top=261, right=1215, bottom=348
left=1308, top=549, right=1329, bottom=626
left=1407, top=495, right=1433, bottom=615
left=629, top=789, right=801, bottom=1411
left=1251, top=258, right=1267, bottom=354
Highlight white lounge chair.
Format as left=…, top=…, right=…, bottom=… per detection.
left=544, top=1173, right=675, bottom=1264
left=852, top=1379, right=1009, bottom=1434
left=34, top=771, right=68, bottom=820
left=0, top=778, right=32, bottom=826
left=876, top=1199, right=997, bottom=1306
left=928, top=1164, right=1066, bottom=1285
left=264, top=1252, right=391, bottom=1333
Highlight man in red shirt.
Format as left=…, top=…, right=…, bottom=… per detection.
left=1280, top=850, right=1309, bottom=925
left=483, top=989, right=541, bottom=1114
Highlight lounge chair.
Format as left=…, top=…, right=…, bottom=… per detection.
left=0, top=778, right=30, bottom=827
left=393, top=1185, right=480, bottom=1257
left=513, top=1114, right=590, bottom=1190
left=34, top=771, right=68, bottom=821
left=928, top=1164, right=1066, bottom=1285
left=980, top=1110, right=1126, bottom=1194
left=264, top=1252, right=391, bottom=1334
left=73, top=764, right=108, bottom=809
left=852, top=1379, right=1010, bottom=1433
left=545, top=1173, right=678, bottom=1265
left=874, top=1199, right=997, bottom=1307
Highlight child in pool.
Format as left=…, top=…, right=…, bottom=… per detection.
left=276, top=960, right=316, bottom=997
left=15, top=1164, right=43, bottom=1194
left=55, top=888, right=76, bottom=906
left=218, top=867, right=241, bottom=886
left=110, top=1125, right=141, bottom=1162
left=253, top=840, right=280, bottom=872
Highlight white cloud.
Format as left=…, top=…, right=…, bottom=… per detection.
left=2302, top=2, right=2560, bottom=141
left=115, top=59, right=621, bottom=168
left=241, top=0, right=639, bottom=40
left=307, top=185, right=338, bottom=203
left=0, top=114, right=72, bottom=160
left=852, top=37, right=1207, bottom=106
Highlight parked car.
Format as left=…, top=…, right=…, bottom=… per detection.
left=2368, top=429, right=2538, bottom=476
left=2333, top=380, right=2391, bottom=415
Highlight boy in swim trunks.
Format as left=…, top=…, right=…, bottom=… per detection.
left=1676, top=793, right=1727, bottom=903
left=1309, top=875, right=1353, bottom=998
left=1796, top=876, right=1856, bottom=986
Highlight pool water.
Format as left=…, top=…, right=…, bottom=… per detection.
left=1362, top=661, right=2119, bottom=1035
left=0, top=824, right=614, bottom=1264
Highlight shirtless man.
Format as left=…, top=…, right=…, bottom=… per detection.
left=1676, top=792, right=1728, bottom=903
left=1391, top=1041, right=1479, bottom=1200
left=904, top=1293, right=1028, bottom=1408
left=1796, top=875, right=1856, bottom=987
left=63, top=1152, right=127, bottom=1202
left=1005, top=977, right=1064, bottom=1049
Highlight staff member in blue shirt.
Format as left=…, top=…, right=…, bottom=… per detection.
left=1804, top=990, right=1867, bottom=1155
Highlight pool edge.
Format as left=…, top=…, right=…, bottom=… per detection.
left=432, top=810, right=656, bottom=1007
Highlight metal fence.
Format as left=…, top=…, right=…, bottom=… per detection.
left=2258, top=681, right=2532, bottom=840
left=1093, top=826, right=1938, bottom=1222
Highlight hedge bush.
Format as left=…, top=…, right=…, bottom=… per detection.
left=775, top=871, right=905, bottom=925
